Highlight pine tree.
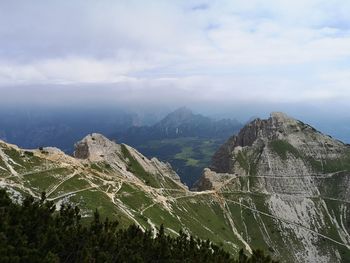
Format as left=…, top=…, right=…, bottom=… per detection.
left=0, top=189, right=278, bottom=263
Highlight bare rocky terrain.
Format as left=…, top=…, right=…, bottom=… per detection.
left=195, top=112, right=350, bottom=262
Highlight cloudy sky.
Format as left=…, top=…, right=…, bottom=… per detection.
left=1, top=0, right=350, bottom=115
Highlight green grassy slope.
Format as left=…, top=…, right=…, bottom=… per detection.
left=0, top=140, right=249, bottom=257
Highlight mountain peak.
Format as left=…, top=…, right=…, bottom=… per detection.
left=155, top=107, right=210, bottom=132
left=194, top=114, right=350, bottom=262
left=172, top=106, right=193, bottom=115
left=210, top=112, right=347, bottom=173
left=235, top=112, right=304, bottom=147
left=161, top=107, right=195, bottom=124
left=73, top=133, right=120, bottom=161
left=270, top=112, right=299, bottom=128
left=270, top=111, right=291, bottom=121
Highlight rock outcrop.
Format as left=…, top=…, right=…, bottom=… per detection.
left=74, top=133, right=121, bottom=161
left=195, top=112, right=350, bottom=262
left=72, top=133, right=184, bottom=188
left=211, top=112, right=346, bottom=174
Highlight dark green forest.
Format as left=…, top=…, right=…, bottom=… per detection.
left=0, top=189, right=277, bottom=263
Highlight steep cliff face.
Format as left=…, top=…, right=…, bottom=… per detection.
left=195, top=112, right=350, bottom=262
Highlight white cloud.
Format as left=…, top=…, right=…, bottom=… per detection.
left=0, top=0, right=350, bottom=105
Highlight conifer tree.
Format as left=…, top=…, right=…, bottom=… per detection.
left=0, top=189, right=278, bottom=263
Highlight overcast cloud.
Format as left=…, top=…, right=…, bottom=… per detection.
left=0, top=0, right=350, bottom=107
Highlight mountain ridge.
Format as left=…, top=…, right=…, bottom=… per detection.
left=0, top=133, right=250, bottom=256
left=1, top=113, right=350, bottom=262
left=194, top=112, right=350, bottom=262
left=117, top=107, right=242, bottom=143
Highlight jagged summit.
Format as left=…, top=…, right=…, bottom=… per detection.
left=270, top=111, right=293, bottom=121
left=211, top=112, right=346, bottom=173
left=74, top=133, right=121, bottom=162
left=193, top=112, right=350, bottom=262
left=235, top=112, right=302, bottom=147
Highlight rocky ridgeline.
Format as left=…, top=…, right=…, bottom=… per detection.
left=73, top=133, right=183, bottom=185
left=210, top=112, right=347, bottom=175
left=196, top=112, right=350, bottom=194
left=194, top=112, right=350, bottom=262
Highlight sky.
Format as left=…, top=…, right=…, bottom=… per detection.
left=1, top=0, right=350, bottom=120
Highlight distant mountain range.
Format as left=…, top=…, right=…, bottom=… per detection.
left=116, top=107, right=241, bottom=143
left=115, top=107, right=243, bottom=186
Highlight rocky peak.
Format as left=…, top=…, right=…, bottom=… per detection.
left=73, top=133, right=185, bottom=189
left=196, top=113, right=350, bottom=262
left=211, top=112, right=347, bottom=174
left=73, top=133, right=121, bottom=162
left=270, top=111, right=294, bottom=123
left=233, top=112, right=300, bottom=148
